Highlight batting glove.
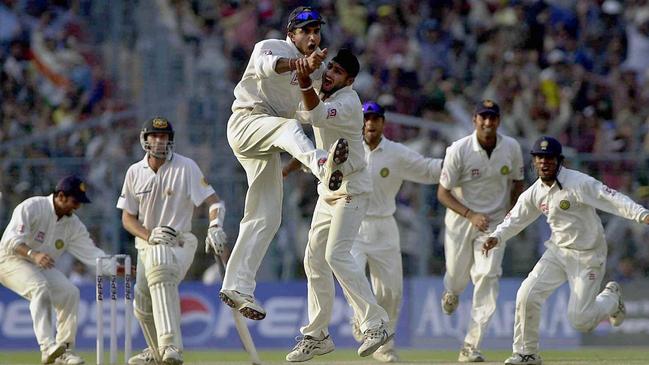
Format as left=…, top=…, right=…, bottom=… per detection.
left=148, top=226, right=178, bottom=246
left=205, top=226, right=226, bottom=256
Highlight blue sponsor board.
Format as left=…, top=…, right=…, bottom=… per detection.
left=0, top=277, right=579, bottom=350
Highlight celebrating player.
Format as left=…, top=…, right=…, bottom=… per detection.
left=348, top=101, right=443, bottom=362
left=437, top=100, right=525, bottom=362
left=483, top=136, right=646, bottom=365
left=119, top=117, right=226, bottom=365
left=0, top=175, right=116, bottom=365
left=220, top=6, right=352, bottom=321
left=283, top=49, right=391, bottom=362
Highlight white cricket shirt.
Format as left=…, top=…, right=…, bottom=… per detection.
left=364, top=138, right=443, bottom=217
left=492, top=167, right=649, bottom=251
left=0, top=195, right=108, bottom=268
left=295, top=85, right=371, bottom=197
left=117, top=153, right=215, bottom=249
left=440, top=132, right=524, bottom=216
left=232, top=37, right=324, bottom=118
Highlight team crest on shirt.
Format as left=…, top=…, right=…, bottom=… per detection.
left=471, top=169, right=480, bottom=178
left=559, top=200, right=570, bottom=210
left=201, top=177, right=209, bottom=187
left=79, top=183, right=86, bottom=192
left=500, top=165, right=510, bottom=175
left=55, top=239, right=65, bottom=250
left=380, top=167, right=390, bottom=177
left=35, top=231, right=45, bottom=243
left=166, top=189, right=173, bottom=196
left=17, top=224, right=25, bottom=233
left=587, top=271, right=596, bottom=281
left=327, top=108, right=337, bottom=118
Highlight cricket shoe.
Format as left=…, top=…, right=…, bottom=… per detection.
left=54, top=348, right=84, bottom=365
left=458, top=343, right=484, bottom=362
left=441, top=291, right=459, bottom=315
left=286, top=335, right=335, bottom=362
left=372, top=348, right=400, bottom=363
left=357, top=322, right=393, bottom=357
left=128, top=348, right=158, bottom=364
left=219, top=289, right=266, bottom=320
left=350, top=318, right=363, bottom=343
left=161, top=345, right=183, bottom=365
left=318, top=138, right=348, bottom=191
left=604, top=281, right=626, bottom=327
left=41, top=343, right=66, bottom=364
left=504, top=353, right=542, bottom=365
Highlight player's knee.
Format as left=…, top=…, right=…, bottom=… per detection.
left=569, top=311, right=596, bottom=332
left=145, top=263, right=180, bottom=287
left=515, top=283, right=539, bottom=312
left=134, top=286, right=153, bottom=319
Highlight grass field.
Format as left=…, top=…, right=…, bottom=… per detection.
left=1, top=348, right=648, bottom=365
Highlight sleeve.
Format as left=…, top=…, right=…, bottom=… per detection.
left=295, top=96, right=360, bottom=130
left=491, top=188, right=542, bottom=242
left=253, top=42, right=283, bottom=79
left=188, top=160, right=216, bottom=207
left=396, top=144, right=443, bottom=184
left=116, top=168, right=138, bottom=215
left=2, top=201, right=35, bottom=253
left=511, top=141, right=525, bottom=181
left=65, top=218, right=111, bottom=273
left=575, top=178, right=649, bottom=223
left=439, top=144, right=461, bottom=189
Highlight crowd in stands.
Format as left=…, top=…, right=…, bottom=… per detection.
left=2, top=0, right=649, bottom=280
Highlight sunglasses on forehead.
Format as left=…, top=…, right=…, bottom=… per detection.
left=288, top=8, right=323, bottom=28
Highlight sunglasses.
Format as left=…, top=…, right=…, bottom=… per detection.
left=294, top=9, right=321, bottom=22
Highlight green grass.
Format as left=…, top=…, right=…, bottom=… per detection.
left=1, top=348, right=648, bottom=364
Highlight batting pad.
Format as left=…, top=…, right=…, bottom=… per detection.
left=134, top=286, right=159, bottom=353
left=146, top=260, right=182, bottom=350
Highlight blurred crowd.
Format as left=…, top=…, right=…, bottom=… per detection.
left=2, top=0, right=649, bottom=280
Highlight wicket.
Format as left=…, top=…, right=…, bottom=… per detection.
left=96, top=255, right=132, bottom=365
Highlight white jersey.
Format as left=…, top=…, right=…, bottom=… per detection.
left=295, top=85, right=370, bottom=197
left=0, top=195, right=107, bottom=267
left=440, top=132, right=524, bottom=217
left=492, top=167, right=649, bottom=251
left=117, top=153, right=215, bottom=249
left=364, top=138, right=443, bottom=217
left=232, top=37, right=324, bottom=117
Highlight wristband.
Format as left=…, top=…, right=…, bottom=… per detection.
left=463, top=208, right=470, bottom=218
left=209, top=201, right=226, bottom=227
left=27, top=248, right=34, bottom=258
left=300, top=84, right=313, bottom=92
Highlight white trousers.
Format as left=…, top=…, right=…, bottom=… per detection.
left=351, top=216, right=401, bottom=351
left=443, top=211, right=506, bottom=348
left=301, top=194, right=389, bottom=338
left=0, top=255, right=80, bottom=351
left=513, top=245, right=617, bottom=354
left=135, top=233, right=197, bottom=349
left=223, top=110, right=325, bottom=295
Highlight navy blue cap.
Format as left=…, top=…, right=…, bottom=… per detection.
left=56, top=175, right=91, bottom=203
left=475, top=99, right=500, bottom=116
left=531, top=136, right=562, bottom=156
left=332, top=48, right=360, bottom=77
left=362, top=101, right=385, bottom=117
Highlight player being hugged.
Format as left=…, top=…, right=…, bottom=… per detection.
left=483, top=136, right=648, bottom=365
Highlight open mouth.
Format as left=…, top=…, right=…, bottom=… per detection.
left=323, top=76, right=333, bottom=88
left=307, top=43, right=316, bottom=52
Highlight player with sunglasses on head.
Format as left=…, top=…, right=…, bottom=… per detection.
left=220, top=6, right=355, bottom=321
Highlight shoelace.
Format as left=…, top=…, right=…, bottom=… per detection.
left=518, top=354, right=536, bottom=362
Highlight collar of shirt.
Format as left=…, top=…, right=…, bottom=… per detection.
left=363, top=136, right=389, bottom=155
left=47, top=193, right=57, bottom=218
left=470, top=131, right=503, bottom=153
left=140, top=154, right=174, bottom=170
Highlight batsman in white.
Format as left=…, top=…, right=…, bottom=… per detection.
left=0, top=175, right=120, bottom=365
left=118, top=117, right=226, bottom=365
left=283, top=49, right=391, bottom=362
left=348, top=101, right=443, bottom=363
left=221, top=6, right=350, bottom=321
left=483, top=136, right=644, bottom=365
left=437, top=100, right=525, bottom=362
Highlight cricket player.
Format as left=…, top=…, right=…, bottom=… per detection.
left=0, top=175, right=115, bottom=365
left=348, top=101, right=443, bottom=362
left=283, top=49, right=391, bottom=362
left=119, top=117, right=226, bottom=365
left=221, top=6, right=353, bottom=321
left=483, top=136, right=643, bottom=365
left=438, top=100, right=525, bottom=362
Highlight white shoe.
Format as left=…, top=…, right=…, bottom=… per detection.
left=357, top=323, right=393, bottom=357
left=54, top=349, right=84, bottom=365
left=128, top=348, right=158, bottom=365
left=372, top=349, right=400, bottom=362
left=286, top=335, right=335, bottom=362
left=41, top=343, right=66, bottom=364
left=318, top=138, right=348, bottom=191
left=504, top=353, right=542, bottom=364
left=441, top=291, right=459, bottom=315
left=604, top=281, right=626, bottom=327
left=161, top=345, right=183, bottom=365
left=458, top=343, right=484, bottom=362
left=350, top=318, right=363, bottom=343
left=219, top=289, right=266, bottom=320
